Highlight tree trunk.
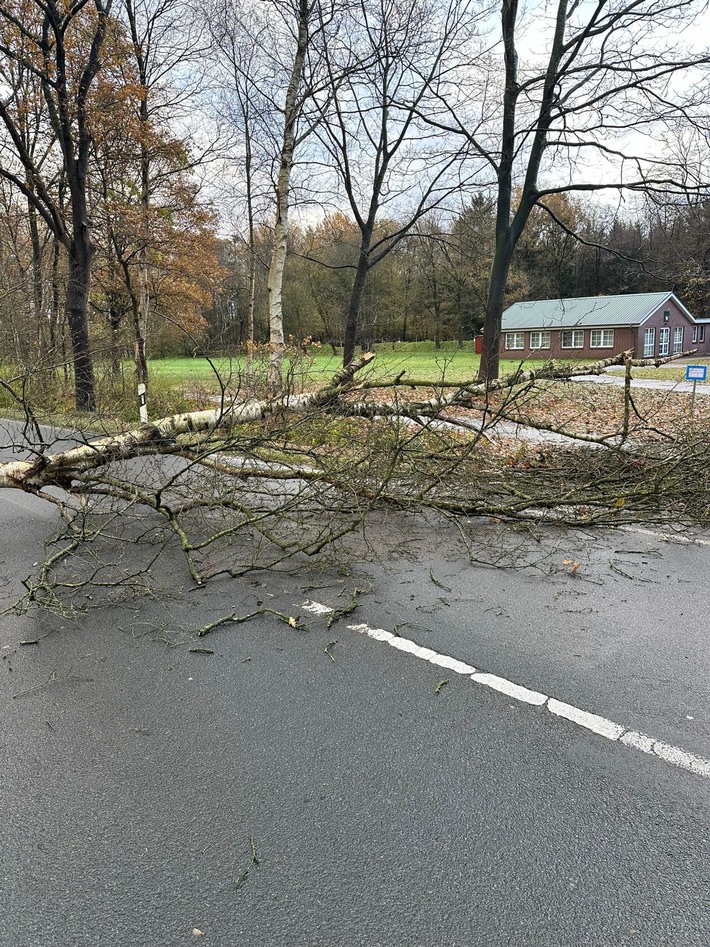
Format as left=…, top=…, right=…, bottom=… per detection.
left=246, top=247, right=256, bottom=375
left=343, top=239, right=372, bottom=366
left=266, top=0, right=309, bottom=393
left=267, top=196, right=288, bottom=391
left=134, top=249, right=149, bottom=387
left=123, top=0, right=155, bottom=389
left=480, top=236, right=514, bottom=383
left=27, top=201, right=45, bottom=354
left=109, top=307, right=122, bottom=377
left=431, top=275, right=442, bottom=349
left=65, top=237, right=96, bottom=412
left=244, top=122, right=256, bottom=378
left=479, top=0, right=519, bottom=385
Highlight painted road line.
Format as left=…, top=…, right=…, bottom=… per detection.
left=429, top=654, right=476, bottom=675
left=303, top=603, right=710, bottom=781
left=547, top=698, right=626, bottom=740
left=346, top=617, right=474, bottom=670
left=621, top=731, right=710, bottom=778
left=472, top=672, right=547, bottom=706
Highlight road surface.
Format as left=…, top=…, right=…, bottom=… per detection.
left=1, top=473, right=708, bottom=947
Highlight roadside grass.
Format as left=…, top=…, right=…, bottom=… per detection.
left=621, top=356, right=710, bottom=382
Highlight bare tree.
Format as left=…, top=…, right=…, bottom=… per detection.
left=264, top=0, right=322, bottom=391
left=208, top=0, right=351, bottom=390
left=0, top=0, right=116, bottom=410
left=206, top=0, right=281, bottom=373
left=310, top=0, right=481, bottom=364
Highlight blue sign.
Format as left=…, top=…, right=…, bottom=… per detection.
left=686, top=365, right=708, bottom=381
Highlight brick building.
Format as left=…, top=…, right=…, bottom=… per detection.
left=500, top=292, right=710, bottom=360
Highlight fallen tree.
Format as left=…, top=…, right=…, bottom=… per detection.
left=1, top=347, right=707, bottom=611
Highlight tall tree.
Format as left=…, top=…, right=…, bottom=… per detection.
left=314, top=0, right=479, bottom=365
left=209, top=0, right=348, bottom=390
left=0, top=0, right=114, bottom=410
left=91, top=0, right=206, bottom=388
left=264, top=0, right=320, bottom=390
left=207, top=0, right=276, bottom=373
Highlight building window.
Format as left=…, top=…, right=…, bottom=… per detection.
left=701, top=326, right=706, bottom=342
left=673, top=326, right=683, bottom=353
left=530, top=331, right=550, bottom=350
left=561, top=329, right=584, bottom=349
left=643, top=328, right=655, bottom=357
left=693, top=326, right=698, bottom=343
left=590, top=329, right=614, bottom=348
left=506, top=332, right=524, bottom=350
left=659, top=326, right=670, bottom=356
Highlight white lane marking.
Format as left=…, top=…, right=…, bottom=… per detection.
left=472, top=673, right=547, bottom=706
left=547, top=698, right=625, bottom=740
left=622, top=731, right=710, bottom=778
left=389, top=637, right=433, bottom=659
left=348, top=622, right=394, bottom=642
left=302, top=603, right=710, bottom=781
left=428, top=654, right=476, bottom=675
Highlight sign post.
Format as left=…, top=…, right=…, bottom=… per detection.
left=685, top=364, right=707, bottom=415
left=138, top=383, right=148, bottom=423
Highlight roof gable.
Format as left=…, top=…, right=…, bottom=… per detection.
left=501, top=292, right=689, bottom=330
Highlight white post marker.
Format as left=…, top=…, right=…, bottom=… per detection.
left=138, top=383, right=148, bottom=423
left=685, top=364, right=707, bottom=415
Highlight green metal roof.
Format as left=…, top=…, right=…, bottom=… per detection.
left=501, top=292, right=684, bottom=330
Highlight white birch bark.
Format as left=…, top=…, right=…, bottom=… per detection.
left=266, top=0, right=310, bottom=393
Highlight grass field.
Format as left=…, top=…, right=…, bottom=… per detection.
left=142, top=346, right=579, bottom=391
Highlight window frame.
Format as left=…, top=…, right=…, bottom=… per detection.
left=590, top=328, right=614, bottom=348
left=560, top=329, right=584, bottom=349
left=529, top=330, right=551, bottom=350
left=643, top=327, right=655, bottom=357
left=505, top=332, right=524, bottom=351
left=693, top=326, right=698, bottom=343
left=659, top=326, right=670, bottom=356
left=700, top=326, right=706, bottom=343
left=673, top=326, right=683, bottom=354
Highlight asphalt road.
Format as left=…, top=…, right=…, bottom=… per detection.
left=1, top=429, right=709, bottom=946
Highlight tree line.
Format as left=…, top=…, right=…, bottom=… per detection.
left=210, top=193, right=710, bottom=351
left=1, top=0, right=709, bottom=411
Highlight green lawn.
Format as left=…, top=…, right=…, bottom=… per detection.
left=144, top=348, right=580, bottom=391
